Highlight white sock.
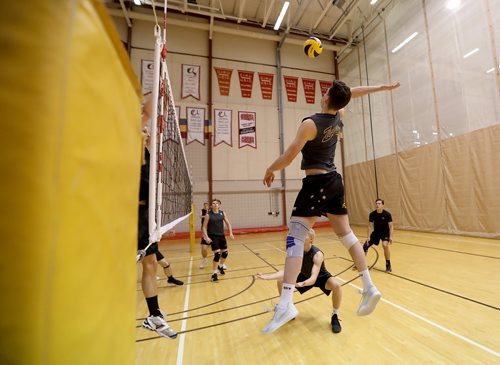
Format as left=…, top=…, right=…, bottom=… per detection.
left=360, top=269, right=374, bottom=289
left=277, top=283, right=295, bottom=309
left=332, top=308, right=339, bottom=316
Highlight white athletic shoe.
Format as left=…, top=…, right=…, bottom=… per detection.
left=199, top=257, right=208, bottom=269
left=142, top=314, right=177, bottom=339
left=262, top=302, right=298, bottom=334
left=356, top=286, right=381, bottom=316
left=221, top=263, right=227, bottom=270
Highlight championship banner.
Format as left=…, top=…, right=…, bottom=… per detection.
left=181, top=64, right=200, bottom=100
left=319, top=80, right=333, bottom=96
left=237, top=70, right=255, bottom=98
left=258, top=73, right=274, bottom=100
left=302, top=78, right=316, bottom=104
left=214, top=67, right=233, bottom=96
left=186, top=107, right=205, bottom=145
left=214, top=109, right=232, bottom=147
left=238, top=111, right=257, bottom=149
left=283, top=76, right=299, bottom=102
left=140, top=59, right=154, bottom=93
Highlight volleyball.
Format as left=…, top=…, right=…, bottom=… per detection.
left=303, top=37, right=323, bottom=58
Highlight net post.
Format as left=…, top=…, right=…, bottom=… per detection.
left=189, top=202, right=196, bottom=254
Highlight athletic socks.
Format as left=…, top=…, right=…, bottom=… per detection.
left=277, top=283, right=295, bottom=310
left=146, top=295, right=162, bottom=317
left=359, top=269, right=374, bottom=289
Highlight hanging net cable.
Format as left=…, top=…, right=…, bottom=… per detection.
left=137, top=0, right=193, bottom=261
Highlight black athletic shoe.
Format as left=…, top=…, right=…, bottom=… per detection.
left=211, top=273, right=218, bottom=282
left=385, top=263, right=392, bottom=273
left=218, top=265, right=225, bottom=275
left=331, top=314, right=342, bottom=334
left=167, top=276, right=184, bottom=286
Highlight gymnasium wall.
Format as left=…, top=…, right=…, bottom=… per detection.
left=339, top=0, right=500, bottom=238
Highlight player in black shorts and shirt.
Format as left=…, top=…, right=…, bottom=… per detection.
left=198, top=202, right=210, bottom=269
left=256, top=229, right=343, bottom=333
left=202, top=199, right=234, bottom=282
left=262, top=80, right=399, bottom=333
left=365, top=199, right=394, bottom=272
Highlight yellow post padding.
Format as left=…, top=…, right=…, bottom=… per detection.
left=0, top=1, right=141, bottom=364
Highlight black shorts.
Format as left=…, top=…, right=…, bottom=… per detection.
left=369, top=231, right=390, bottom=245
left=207, top=234, right=227, bottom=251
left=291, top=171, right=348, bottom=217
left=138, top=205, right=158, bottom=256
left=155, top=250, right=165, bottom=261
left=295, top=272, right=333, bottom=296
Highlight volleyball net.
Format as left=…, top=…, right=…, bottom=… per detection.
left=147, top=20, right=193, bottom=248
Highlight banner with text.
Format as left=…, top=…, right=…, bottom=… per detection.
left=140, top=59, right=154, bottom=93
left=238, top=70, right=254, bottom=98
left=258, top=73, right=274, bottom=100
left=214, top=109, right=232, bottom=146
left=186, top=107, right=205, bottom=145
left=181, top=64, right=200, bottom=100
left=319, top=80, right=333, bottom=96
left=283, top=76, right=299, bottom=102
left=214, top=67, right=233, bottom=96
left=302, top=78, right=316, bottom=104
left=238, top=111, right=257, bottom=149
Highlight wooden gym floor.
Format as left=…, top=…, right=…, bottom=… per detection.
left=135, top=226, right=500, bottom=365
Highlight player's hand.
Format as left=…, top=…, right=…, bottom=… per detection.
left=205, top=237, right=212, bottom=244
left=389, top=238, right=393, bottom=244
left=263, top=168, right=275, bottom=187
left=136, top=250, right=146, bottom=263
left=383, top=82, right=400, bottom=91
left=296, top=281, right=306, bottom=288
left=255, top=273, right=266, bottom=280
left=229, top=233, right=235, bottom=240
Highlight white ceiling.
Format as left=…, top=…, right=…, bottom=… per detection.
left=107, top=0, right=394, bottom=49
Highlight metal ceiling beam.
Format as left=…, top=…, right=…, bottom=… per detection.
left=118, top=0, right=132, bottom=27
left=328, top=0, right=360, bottom=40
left=237, top=0, right=247, bottom=24
left=262, top=0, right=277, bottom=28
left=310, top=0, right=333, bottom=32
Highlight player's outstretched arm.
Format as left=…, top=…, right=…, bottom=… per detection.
left=350, top=82, right=400, bottom=98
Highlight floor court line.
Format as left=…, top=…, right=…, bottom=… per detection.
left=176, top=257, right=193, bottom=365
left=336, top=276, right=500, bottom=358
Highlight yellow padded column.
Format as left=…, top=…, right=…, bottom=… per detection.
left=0, top=1, right=141, bottom=364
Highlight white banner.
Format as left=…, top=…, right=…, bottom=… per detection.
left=238, top=111, right=257, bottom=149
left=181, top=64, right=200, bottom=100
left=186, top=107, right=205, bottom=145
left=141, top=59, right=154, bottom=93
left=214, top=109, right=232, bottom=146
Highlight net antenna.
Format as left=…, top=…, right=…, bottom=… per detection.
left=137, top=0, right=193, bottom=262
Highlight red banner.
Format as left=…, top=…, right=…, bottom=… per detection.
left=258, top=73, right=274, bottom=100
left=238, top=70, right=254, bottom=98
left=302, top=78, right=316, bottom=104
left=214, top=67, right=233, bottom=96
left=283, top=76, right=298, bottom=102
left=319, top=80, right=333, bottom=96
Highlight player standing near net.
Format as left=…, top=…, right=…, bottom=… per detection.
left=199, top=202, right=210, bottom=269
left=137, top=93, right=177, bottom=339
left=262, top=80, right=400, bottom=334
left=202, top=199, right=234, bottom=282
left=365, top=198, right=394, bottom=272
left=255, top=228, right=343, bottom=333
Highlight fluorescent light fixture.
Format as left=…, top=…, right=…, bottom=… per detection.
left=412, top=130, right=418, bottom=133
left=446, top=0, right=461, bottom=10
left=449, top=133, right=454, bottom=136
left=133, top=0, right=141, bottom=5
left=432, top=132, right=438, bottom=135
left=370, top=0, right=379, bottom=4
left=274, top=1, right=290, bottom=30
left=463, top=48, right=479, bottom=58
left=391, top=32, right=418, bottom=53
left=486, top=67, right=495, bottom=73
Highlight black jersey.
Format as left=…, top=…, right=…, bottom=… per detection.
left=300, top=245, right=328, bottom=278
left=300, top=113, right=343, bottom=171
left=201, top=208, right=207, bottom=226
left=139, top=149, right=150, bottom=204
left=207, top=210, right=225, bottom=236
left=369, top=209, right=392, bottom=233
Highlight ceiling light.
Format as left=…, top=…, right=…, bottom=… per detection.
left=274, top=1, right=290, bottom=30
left=463, top=48, right=479, bottom=58
left=391, top=32, right=418, bottom=53
left=133, top=0, right=141, bottom=5
left=486, top=67, right=495, bottom=73
left=370, top=0, right=379, bottom=4
left=446, top=0, right=461, bottom=10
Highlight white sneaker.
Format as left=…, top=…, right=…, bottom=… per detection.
left=356, top=286, right=381, bottom=316
left=221, top=263, right=227, bottom=270
left=142, top=315, right=177, bottom=339
left=262, top=302, right=298, bottom=334
left=199, top=257, right=208, bottom=269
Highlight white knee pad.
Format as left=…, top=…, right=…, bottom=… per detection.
left=286, top=220, right=310, bottom=257
left=339, top=231, right=358, bottom=250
